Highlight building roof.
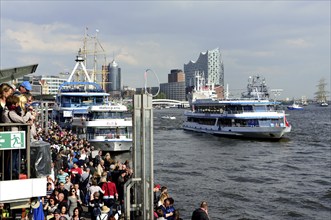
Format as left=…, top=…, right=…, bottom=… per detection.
left=0, top=64, right=38, bottom=83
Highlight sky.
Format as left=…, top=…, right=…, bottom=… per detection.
left=0, top=0, right=330, bottom=100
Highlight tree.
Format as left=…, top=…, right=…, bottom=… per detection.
left=155, top=92, right=166, bottom=99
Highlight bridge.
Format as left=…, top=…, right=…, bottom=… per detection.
left=152, top=99, right=190, bottom=108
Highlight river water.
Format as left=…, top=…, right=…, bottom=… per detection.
left=152, top=106, right=331, bottom=220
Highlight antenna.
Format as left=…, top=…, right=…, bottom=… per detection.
left=270, top=89, right=283, bottom=101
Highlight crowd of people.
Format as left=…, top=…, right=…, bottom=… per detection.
left=0, top=81, right=210, bottom=220
left=34, top=122, right=133, bottom=220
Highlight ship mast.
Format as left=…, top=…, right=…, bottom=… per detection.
left=67, top=49, right=93, bottom=83
left=315, top=78, right=329, bottom=103
left=80, top=28, right=107, bottom=85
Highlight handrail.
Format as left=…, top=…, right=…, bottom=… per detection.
left=0, top=123, right=30, bottom=181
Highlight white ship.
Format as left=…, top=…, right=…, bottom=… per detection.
left=183, top=75, right=291, bottom=140
left=315, top=78, right=329, bottom=107
left=72, top=103, right=132, bottom=151
left=52, top=51, right=110, bottom=129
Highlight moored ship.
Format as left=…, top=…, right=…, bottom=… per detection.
left=52, top=52, right=110, bottom=129
left=183, top=75, right=291, bottom=139
left=71, top=103, right=132, bottom=151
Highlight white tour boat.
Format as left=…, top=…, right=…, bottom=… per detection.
left=52, top=51, right=110, bottom=130
left=72, top=103, right=132, bottom=151
left=183, top=75, right=292, bottom=140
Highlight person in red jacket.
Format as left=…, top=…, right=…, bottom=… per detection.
left=70, top=162, right=83, bottom=184
left=101, top=175, right=118, bottom=216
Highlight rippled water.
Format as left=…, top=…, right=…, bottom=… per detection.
left=153, top=106, right=331, bottom=220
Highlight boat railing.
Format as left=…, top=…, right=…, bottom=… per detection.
left=191, top=108, right=284, bottom=114
left=88, top=132, right=132, bottom=140
left=90, top=116, right=131, bottom=120
left=218, top=122, right=285, bottom=128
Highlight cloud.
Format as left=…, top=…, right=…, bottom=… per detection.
left=284, top=38, right=311, bottom=48
left=4, top=21, right=81, bottom=54
left=0, top=1, right=329, bottom=99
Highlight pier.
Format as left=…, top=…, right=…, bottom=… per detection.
left=0, top=94, right=155, bottom=219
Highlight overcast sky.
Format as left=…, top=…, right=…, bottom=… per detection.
left=1, top=1, right=330, bottom=99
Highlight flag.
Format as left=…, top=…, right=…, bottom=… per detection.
left=284, top=116, right=290, bottom=127
left=33, top=197, right=44, bottom=220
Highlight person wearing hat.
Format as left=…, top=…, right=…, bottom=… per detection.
left=97, top=206, right=110, bottom=220
left=19, top=81, right=32, bottom=94
left=13, top=81, right=31, bottom=96
left=31, top=197, right=45, bottom=220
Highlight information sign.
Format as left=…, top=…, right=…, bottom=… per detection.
left=0, top=131, right=26, bottom=150
left=63, top=110, right=73, bottom=117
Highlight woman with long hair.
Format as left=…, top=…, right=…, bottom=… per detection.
left=44, top=197, right=58, bottom=217
left=70, top=207, right=83, bottom=220
left=60, top=205, right=70, bottom=220
left=68, top=187, right=81, bottom=217
left=0, top=83, right=13, bottom=122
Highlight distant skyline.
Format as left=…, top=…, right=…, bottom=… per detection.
left=0, top=1, right=330, bottom=100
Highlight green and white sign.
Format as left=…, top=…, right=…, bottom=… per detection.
left=0, top=131, right=26, bottom=150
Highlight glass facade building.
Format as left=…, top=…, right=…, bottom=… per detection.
left=184, top=48, right=224, bottom=88
left=106, top=60, right=122, bottom=93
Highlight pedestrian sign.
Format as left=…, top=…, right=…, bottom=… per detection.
left=0, top=131, right=26, bottom=150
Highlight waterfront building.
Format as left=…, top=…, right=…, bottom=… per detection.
left=104, top=59, right=122, bottom=97
left=168, top=69, right=185, bottom=83
left=184, top=48, right=224, bottom=89
left=16, top=74, right=67, bottom=95
left=160, top=69, right=186, bottom=101
left=160, top=82, right=186, bottom=101
left=35, top=75, right=67, bottom=95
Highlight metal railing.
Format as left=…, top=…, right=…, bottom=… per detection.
left=0, top=123, right=30, bottom=181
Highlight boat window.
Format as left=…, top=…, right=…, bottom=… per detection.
left=254, top=106, right=266, bottom=112
left=247, top=119, right=258, bottom=127
left=71, top=97, right=81, bottom=104
left=258, top=119, right=283, bottom=127
left=218, top=118, right=232, bottom=127
left=243, top=105, right=253, bottom=111
left=91, top=112, right=124, bottom=119
left=267, top=105, right=275, bottom=111
left=61, top=97, right=71, bottom=107
left=87, top=127, right=132, bottom=139
left=95, top=97, right=105, bottom=104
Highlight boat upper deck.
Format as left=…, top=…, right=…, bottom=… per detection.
left=193, top=98, right=281, bottom=106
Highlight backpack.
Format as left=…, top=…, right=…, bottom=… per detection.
left=93, top=206, right=101, bottom=217
left=94, top=155, right=101, bottom=166
left=79, top=173, right=90, bottom=191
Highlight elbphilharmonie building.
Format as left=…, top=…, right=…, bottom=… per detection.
left=184, top=48, right=224, bottom=88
